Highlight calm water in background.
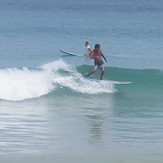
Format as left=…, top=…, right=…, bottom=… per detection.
left=0, top=0, right=163, bottom=162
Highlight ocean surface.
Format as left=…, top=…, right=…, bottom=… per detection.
left=0, top=0, right=163, bottom=162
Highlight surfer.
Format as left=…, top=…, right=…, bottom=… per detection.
left=84, top=41, right=91, bottom=56
left=86, top=44, right=107, bottom=80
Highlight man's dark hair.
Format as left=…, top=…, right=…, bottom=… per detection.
left=95, top=44, right=100, bottom=49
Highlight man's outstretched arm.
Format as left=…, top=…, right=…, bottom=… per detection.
left=101, top=52, right=107, bottom=62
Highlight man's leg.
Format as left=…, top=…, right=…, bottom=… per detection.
left=100, top=66, right=104, bottom=80
left=86, top=69, right=97, bottom=78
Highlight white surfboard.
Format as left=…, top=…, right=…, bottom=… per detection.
left=85, top=78, right=132, bottom=85
left=59, top=49, right=83, bottom=57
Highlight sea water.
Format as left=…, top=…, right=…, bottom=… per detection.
left=0, top=0, right=163, bottom=162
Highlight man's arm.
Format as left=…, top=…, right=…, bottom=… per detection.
left=89, top=51, right=94, bottom=59
left=101, top=52, right=107, bottom=62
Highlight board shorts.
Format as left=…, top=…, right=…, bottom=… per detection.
left=94, top=60, right=104, bottom=71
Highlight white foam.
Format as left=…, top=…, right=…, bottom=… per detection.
left=0, top=67, right=54, bottom=101
left=0, top=59, right=115, bottom=101
left=41, top=60, right=116, bottom=94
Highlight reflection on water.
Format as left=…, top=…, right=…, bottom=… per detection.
left=88, top=114, right=104, bottom=144
left=81, top=95, right=114, bottom=146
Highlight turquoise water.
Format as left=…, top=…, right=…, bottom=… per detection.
left=0, top=0, right=163, bottom=162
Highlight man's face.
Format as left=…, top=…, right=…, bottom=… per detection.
left=95, top=46, right=100, bottom=50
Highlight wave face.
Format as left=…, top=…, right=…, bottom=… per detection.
left=77, top=65, right=163, bottom=93
left=0, top=60, right=115, bottom=101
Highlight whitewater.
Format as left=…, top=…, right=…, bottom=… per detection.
left=0, top=60, right=115, bottom=101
